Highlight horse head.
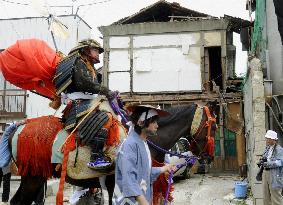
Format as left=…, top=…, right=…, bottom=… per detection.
left=189, top=101, right=217, bottom=164
left=148, top=102, right=217, bottom=164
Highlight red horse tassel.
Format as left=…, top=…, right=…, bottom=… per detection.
left=56, top=132, right=76, bottom=205
left=152, top=159, right=174, bottom=205
left=17, top=116, right=63, bottom=178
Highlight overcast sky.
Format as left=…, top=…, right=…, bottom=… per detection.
left=0, top=0, right=250, bottom=76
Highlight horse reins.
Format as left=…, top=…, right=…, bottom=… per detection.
left=148, top=105, right=216, bottom=205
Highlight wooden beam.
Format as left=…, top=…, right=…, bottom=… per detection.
left=119, top=92, right=242, bottom=104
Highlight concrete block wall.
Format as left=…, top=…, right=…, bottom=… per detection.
left=243, top=57, right=266, bottom=205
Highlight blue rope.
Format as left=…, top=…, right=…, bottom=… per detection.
left=164, top=171, right=173, bottom=205
left=147, top=140, right=198, bottom=205
left=109, top=97, right=128, bottom=124
left=147, top=140, right=198, bottom=160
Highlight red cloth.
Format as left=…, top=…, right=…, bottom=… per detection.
left=56, top=132, right=76, bottom=205
left=206, top=136, right=215, bottom=157
left=0, top=39, right=62, bottom=99
left=152, top=160, right=174, bottom=205
left=17, top=116, right=63, bottom=178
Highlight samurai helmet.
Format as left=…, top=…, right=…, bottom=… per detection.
left=68, top=38, right=104, bottom=55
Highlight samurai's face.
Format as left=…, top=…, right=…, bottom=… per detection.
left=89, top=47, right=100, bottom=64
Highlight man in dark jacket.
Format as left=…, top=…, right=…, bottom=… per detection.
left=54, top=39, right=117, bottom=170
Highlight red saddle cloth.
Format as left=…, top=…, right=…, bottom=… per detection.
left=0, top=39, right=62, bottom=99
left=17, top=116, right=64, bottom=178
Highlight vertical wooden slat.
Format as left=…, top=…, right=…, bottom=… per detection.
left=219, top=104, right=225, bottom=170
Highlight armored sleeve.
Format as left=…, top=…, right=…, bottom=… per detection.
left=72, top=59, right=110, bottom=95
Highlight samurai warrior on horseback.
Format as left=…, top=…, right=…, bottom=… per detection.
left=0, top=38, right=119, bottom=171
left=53, top=39, right=118, bottom=170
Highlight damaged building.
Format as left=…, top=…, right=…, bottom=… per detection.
left=99, top=0, right=251, bottom=172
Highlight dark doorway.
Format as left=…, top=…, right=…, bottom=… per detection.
left=204, top=47, right=223, bottom=90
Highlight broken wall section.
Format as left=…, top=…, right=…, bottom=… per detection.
left=243, top=57, right=266, bottom=204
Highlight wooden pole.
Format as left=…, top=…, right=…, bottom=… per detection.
left=219, top=103, right=225, bottom=170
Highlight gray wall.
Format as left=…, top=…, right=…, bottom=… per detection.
left=265, top=1, right=283, bottom=144
left=267, top=0, right=283, bottom=87
left=243, top=57, right=266, bottom=204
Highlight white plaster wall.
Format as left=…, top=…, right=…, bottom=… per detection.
left=109, top=50, right=130, bottom=72
left=108, top=72, right=131, bottom=93
left=109, top=36, right=130, bottom=48
left=108, top=32, right=204, bottom=93
left=133, top=33, right=200, bottom=47
left=133, top=46, right=201, bottom=92
left=204, top=31, right=222, bottom=46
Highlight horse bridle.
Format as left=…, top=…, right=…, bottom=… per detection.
left=189, top=105, right=217, bottom=157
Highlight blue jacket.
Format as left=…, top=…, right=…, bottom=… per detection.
left=0, top=123, right=17, bottom=167
left=112, top=130, right=161, bottom=205
left=263, top=144, right=283, bottom=188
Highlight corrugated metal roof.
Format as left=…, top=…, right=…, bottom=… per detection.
left=112, top=0, right=213, bottom=25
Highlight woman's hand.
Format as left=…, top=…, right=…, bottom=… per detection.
left=136, top=195, right=149, bottom=205
left=160, top=164, right=177, bottom=174
left=15, top=120, right=26, bottom=126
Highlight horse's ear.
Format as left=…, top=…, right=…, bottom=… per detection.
left=207, top=100, right=218, bottom=110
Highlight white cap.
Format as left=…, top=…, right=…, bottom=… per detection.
left=265, top=130, right=278, bottom=140
left=138, top=109, right=158, bottom=123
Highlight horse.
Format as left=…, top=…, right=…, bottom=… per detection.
left=6, top=99, right=217, bottom=205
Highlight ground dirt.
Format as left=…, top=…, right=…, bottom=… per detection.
left=1, top=174, right=253, bottom=205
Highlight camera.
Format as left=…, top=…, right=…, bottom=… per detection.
left=256, top=157, right=267, bottom=181
left=257, top=157, right=267, bottom=168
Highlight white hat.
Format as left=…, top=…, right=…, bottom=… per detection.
left=265, top=130, right=278, bottom=140
left=138, top=109, right=158, bottom=122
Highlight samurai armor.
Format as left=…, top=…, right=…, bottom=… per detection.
left=54, top=53, right=79, bottom=95
left=77, top=111, right=109, bottom=144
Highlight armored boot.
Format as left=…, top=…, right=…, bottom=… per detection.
left=87, top=128, right=111, bottom=170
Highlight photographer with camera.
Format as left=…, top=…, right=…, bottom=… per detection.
left=257, top=130, right=283, bottom=205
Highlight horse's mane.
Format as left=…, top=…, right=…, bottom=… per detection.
left=158, top=104, right=197, bottom=126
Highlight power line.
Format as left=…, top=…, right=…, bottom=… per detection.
left=0, top=0, right=29, bottom=6
left=76, top=0, right=112, bottom=7
left=75, top=0, right=112, bottom=19
left=0, top=0, right=113, bottom=9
